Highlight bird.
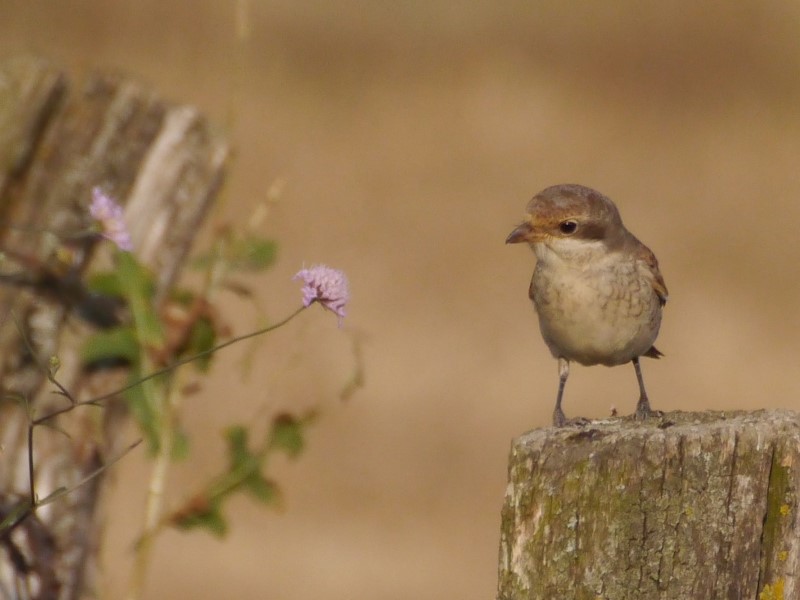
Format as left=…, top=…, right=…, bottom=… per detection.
left=505, top=184, right=668, bottom=427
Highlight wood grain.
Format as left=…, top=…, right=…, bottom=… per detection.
left=0, top=56, right=227, bottom=600
left=498, top=410, right=800, bottom=600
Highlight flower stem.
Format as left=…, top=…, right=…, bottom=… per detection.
left=106, top=304, right=308, bottom=401
left=123, top=305, right=307, bottom=598
left=34, top=305, right=309, bottom=426
left=127, top=367, right=184, bottom=599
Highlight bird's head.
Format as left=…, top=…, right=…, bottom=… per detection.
left=506, top=184, right=627, bottom=261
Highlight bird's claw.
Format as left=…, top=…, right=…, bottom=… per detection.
left=634, top=397, right=663, bottom=421
left=553, top=408, right=591, bottom=428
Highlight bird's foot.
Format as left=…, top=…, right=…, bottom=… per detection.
left=553, top=407, right=591, bottom=428
left=634, top=397, right=663, bottom=421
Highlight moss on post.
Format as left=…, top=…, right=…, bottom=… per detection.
left=497, top=410, right=800, bottom=600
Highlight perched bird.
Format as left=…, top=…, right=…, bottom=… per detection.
left=506, top=184, right=668, bottom=427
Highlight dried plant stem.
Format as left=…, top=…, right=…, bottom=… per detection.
left=127, top=367, right=184, bottom=600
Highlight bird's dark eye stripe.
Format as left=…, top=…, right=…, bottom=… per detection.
left=559, top=220, right=578, bottom=234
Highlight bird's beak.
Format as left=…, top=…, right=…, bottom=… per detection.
left=505, top=221, right=533, bottom=244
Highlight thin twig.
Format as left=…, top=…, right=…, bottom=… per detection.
left=11, top=312, right=75, bottom=403
left=36, top=439, right=144, bottom=507
left=34, top=304, right=308, bottom=425
left=27, top=417, right=35, bottom=503
left=0, top=439, right=143, bottom=534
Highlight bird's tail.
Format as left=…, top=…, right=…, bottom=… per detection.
left=643, top=346, right=663, bottom=359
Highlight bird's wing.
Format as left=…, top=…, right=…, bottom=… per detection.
left=636, top=244, right=668, bottom=307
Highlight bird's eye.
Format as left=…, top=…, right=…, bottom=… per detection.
left=559, top=220, right=578, bottom=235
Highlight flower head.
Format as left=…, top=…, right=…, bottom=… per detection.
left=89, top=187, right=133, bottom=251
left=293, top=265, right=349, bottom=326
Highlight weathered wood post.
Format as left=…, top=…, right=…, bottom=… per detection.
left=497, top=410, right=800, bottom=599
left=0, top=56, right=227, bottom=599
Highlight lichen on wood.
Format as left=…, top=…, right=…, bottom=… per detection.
left=497, top=410, right=800, bottom=600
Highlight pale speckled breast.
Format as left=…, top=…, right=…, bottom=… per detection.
left=530, top=253, right=662, bottom=366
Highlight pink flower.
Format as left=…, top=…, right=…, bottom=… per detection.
left=293, top=265, right=349, bottom=326
left=89, top=188, right=133, bottom=251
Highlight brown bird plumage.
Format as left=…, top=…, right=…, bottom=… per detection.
left=506, top=184, right=667, bottom=426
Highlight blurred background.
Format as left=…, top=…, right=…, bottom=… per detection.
left=3, top=1, right=800, bottom=599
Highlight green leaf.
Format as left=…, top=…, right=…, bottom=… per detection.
left=243, top=474, right=280, bottom=506
left=81, top=327, right=140, bottom=366
left=0, top=499, right=32, bottom=532
left=185, top=316, right=217, bottom=371
left=36, top=486, right=69, bottom=506
left=268, top=413, right=306, bottom=457
left=224, top=427, right=261, bottom=481
left=86, top=271, right=126, bottom=298
left=172, top=500, right=228, bottom=537
left=125, top=374, right=161, bottom=452
left=225, top=425, right=250, bottom=469
left=170, top=287, right=195, bottom=306
left=115, top=251, right=163, bottom=349
left=115, top=251, right=156, bottom=297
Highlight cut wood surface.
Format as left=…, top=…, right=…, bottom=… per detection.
left=0, top=56, right=227, bottom=600
left=497, top=409, right=800, bottom=600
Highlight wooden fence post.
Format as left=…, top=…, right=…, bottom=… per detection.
left=497, top=409, right=800, bottom=600
left=0, top=56, right=227, bottom=599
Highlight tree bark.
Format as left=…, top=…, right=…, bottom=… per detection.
left=497, top=409, right=800, bottom=600
left=0, top=56, right=227, bottom=599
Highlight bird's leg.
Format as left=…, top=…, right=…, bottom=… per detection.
left=553, top=357, right=570, bottom=427
left=632, top=357, right=653, bottom=420
left=552, top=358, right=590, bottom=427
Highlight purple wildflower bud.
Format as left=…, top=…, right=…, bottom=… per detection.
left=89, top=188, right=134, bottom=252
left=293, top=265, right=350, bottom=326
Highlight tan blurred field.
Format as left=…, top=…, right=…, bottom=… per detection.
left=4, top=2, right=800, bottom=599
